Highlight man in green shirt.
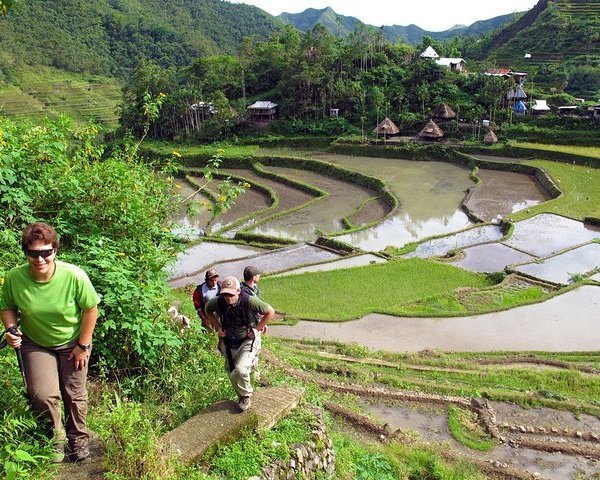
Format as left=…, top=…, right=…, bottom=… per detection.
left=205, top=276, right=274, bottom=412
left=1, top=222, right=100, bottom=463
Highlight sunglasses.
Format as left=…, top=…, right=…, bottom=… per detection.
left=24, top=248, right=55, bottom=259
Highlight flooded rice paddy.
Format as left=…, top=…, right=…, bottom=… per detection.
left=505, top=214, right=600, bottom=257
left=272, top=253, right=386, bottom=276
left=250, top=166, right=378, bottom=241
left=316, top=154, right=474, bottom=250
left=170, top=243, right=340, bottom=288
left=193, top=175, right=272, bottom=234
left=513, top=242, right=600, bottom=285
left=221, top=168, right=315, bottom=234
left=269, top=286, right=600, bottom=351
left=404, top=225, right=504, bottom=258
left=168, top=242, right=265, bottom=287
left=463, top=169, right=550, bottom=222
left=449, top=243, right=535, bottom=273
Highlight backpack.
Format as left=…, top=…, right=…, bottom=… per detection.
left=193, top=281, right=221, bottom=314
left=216, top=292, right=257, bottom=346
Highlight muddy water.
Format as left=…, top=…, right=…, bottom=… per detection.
left=269, top=286, right=600, bottom=352
left=171, top=180, right=213, bottom=238
left=464, top=170, right=550, bottom=222
left=250, top=167, right=377, bottom=241
left=315, top=154, right=474, bottom=250
left=365, top=401, right=599, bottom=479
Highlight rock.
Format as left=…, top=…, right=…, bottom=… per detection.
left=576, top=431, right=583, bottom=438
left=470, top=398, right=488, bottom=409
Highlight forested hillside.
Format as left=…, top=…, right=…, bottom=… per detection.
left=279, top=7, right=518, bottom=45
left=0, top=0, right=282, bottom=78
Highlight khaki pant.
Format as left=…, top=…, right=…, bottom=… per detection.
left=21, top=337, right=89, bottom=445
left=220, top=333, right=261, bottom=398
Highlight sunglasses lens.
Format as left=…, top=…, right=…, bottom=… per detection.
left=26, top=249, right=54, bottom=258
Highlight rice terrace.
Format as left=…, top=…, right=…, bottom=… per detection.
left=1, top=0, right=600, bottom=479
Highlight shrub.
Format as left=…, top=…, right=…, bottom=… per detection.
left=0, top=116, right=184, bottom=372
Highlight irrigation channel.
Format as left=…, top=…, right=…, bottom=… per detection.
left=170, top=150, right=600, bottom=352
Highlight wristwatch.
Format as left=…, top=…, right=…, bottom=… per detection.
left=77, top=341, right=91, bottom=351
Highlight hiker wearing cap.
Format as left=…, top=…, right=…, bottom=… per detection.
left=205, top=276, right=274, bottom=412
left=0, top=222, right=99, bottom=463
left=192, top=269, right=221, bottom=330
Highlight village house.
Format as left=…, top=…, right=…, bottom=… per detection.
left=418, top=119, right=444, bottom=141
left=420, top=47, right=466, bottom=73
left=247, top=101, right=278, bottom=123
left=374, top=117, right=399, bottom=140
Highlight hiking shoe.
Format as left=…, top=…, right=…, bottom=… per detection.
left=69, top=438, right=90, bottom=462
left=238, top=396, right=251, bottom=412
left=52, top=444, right=65, bottom=463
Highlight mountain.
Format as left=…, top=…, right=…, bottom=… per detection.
left=278, top=7, right=519, bottom=44
left=0, top=0, right=283, bottom=78
left=484, top=0, right=600, bottom=70
left=279, top=7, right=361, bottom=37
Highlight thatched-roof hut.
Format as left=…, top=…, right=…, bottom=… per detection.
left=374, top=117, right=400, bottom=137
left=483, top=130, right=498, bottom=144
left=418, top=120, right=444, bottom=140
left=431, top=103, right=456, bottom=120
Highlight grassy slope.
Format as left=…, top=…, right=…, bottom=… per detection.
left=0, top=65, right=122, bottom=127
left=513, top=157, right=600, bottom=220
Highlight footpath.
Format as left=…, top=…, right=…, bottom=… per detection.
left=57, top=386, right=303, bottom=479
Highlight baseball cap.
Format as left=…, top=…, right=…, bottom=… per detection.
left=243, top=265, right=261, bottom=280
left=220, top=276, right=240, bottom=295
left=205, top=269, right=219, bottom=280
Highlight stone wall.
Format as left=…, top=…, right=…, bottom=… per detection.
left=249, top=409, right=335, bottom=480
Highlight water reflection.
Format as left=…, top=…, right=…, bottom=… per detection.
left=315, top=154, right=474, bottom=249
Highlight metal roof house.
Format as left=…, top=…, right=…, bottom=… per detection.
left=435, top=57, right=466, bottom=73
left=531, top=99, right=551, bottom=114
left=247, top=101, right=278, bottom=123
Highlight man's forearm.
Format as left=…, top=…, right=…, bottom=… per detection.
left=256, top=307, right=275, bottom=332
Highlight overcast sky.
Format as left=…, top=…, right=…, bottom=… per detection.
left=227, top=0, right=539, bottom=31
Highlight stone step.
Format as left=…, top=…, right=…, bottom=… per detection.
left=159, top=387, right=304, bottom=464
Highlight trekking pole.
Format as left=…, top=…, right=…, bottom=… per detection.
left=1, top=325, right=28, bottom=394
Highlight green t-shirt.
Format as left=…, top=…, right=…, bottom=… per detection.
left=0, top=260, right=100, bottom=347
